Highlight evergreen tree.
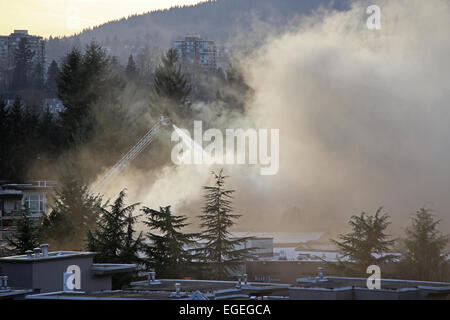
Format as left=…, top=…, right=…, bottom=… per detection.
left=57, top=48, right=86, bottom=144
left=45, top=60, right=60, bottom=97
left=332, top=207, right=396, bottom=276
left=42, top=171, right=102, bottom=250
left=57, top=42, right=121, bottom=145
left=397, top=208, right=449, bottom=281
left=125, top=54, right=137, bottom=79
left=3, top=97, right=32, bottom=181
left=198, top=169, right=253, bottom=280
left=86, top=189, right=142, bottom=264
left=6, top=208, right=41, bottom=255
left=142, top=205, right=198, bottom=278
left=153, top=48, right=191, bottom=107
left=31, top=62, right=45, bottom=91
left=0, top=97, right=9, bottom=175
left=38, top=106, right=61, bottom=154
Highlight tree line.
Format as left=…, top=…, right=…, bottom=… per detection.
left=332, top=206, right=449, bottom=282
left=0, top=41, right=250, bottom=183
left=4, top=169, right=254, bottom=287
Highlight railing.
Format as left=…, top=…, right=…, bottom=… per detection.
left=28, top=180, right=58, bottom=188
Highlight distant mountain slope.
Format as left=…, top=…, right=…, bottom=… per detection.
left=46, top=0, right=350, bottom=63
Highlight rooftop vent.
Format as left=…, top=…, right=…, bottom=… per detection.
left=41, top=244, right=49, bottom=257
left=25, top=250, right=33, bottom=259
left=33, top=247, right=41, bottom=258
left=170, top=282, right=187, bottom=298
left=148, top=271, right=161, bottom=285
left=0, top=276, right=8, bottom=290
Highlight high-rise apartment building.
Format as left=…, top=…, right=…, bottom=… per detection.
left=173, top=35, right=217, bottom=71
left=0, top=30, right=45, bottom=92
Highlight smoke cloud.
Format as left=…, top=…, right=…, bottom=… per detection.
left=103, top=0, right=450, bottom=236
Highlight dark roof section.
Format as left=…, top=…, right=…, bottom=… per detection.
left=91, top=264, right=137, bottom=275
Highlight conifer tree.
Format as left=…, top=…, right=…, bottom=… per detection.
left=332, top=207, right=396, bottom=275
left=397, top=207, right=449, bottom=281
left=6, top=208, right=41, bottom=255
left=142, top=205, right=198, bottom=278
left=125, top=54, right=137, bottom=79
left=57, top=42, right=110, bottom=145
left=45, top=60, right=60, bottom=97
left=42, top=171, right=102, bottom=250
left=153, top=48, right=191, bottom=106
left=198, top=169, right=253, bottom=280
left=86, top=189, right=142, bottom=264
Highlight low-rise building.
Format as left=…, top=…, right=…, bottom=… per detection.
left=0, top=180, right=56, bottom=241
left=0, top=244, right=136, bottom=296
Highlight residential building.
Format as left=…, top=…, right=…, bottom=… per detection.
left=0, top=30, right=45, bottom=93
left=173, top=35, right=217, bottom=71
left=0, top=180, right=56, bottom=241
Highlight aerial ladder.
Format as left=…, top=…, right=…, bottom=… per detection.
left=90, top=116, right=171, bottom=193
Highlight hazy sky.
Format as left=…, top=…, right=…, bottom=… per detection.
left=0, top=0, right=203, bottom=38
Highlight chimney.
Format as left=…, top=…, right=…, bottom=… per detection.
left=175, top=283, right=182, bottom=296
left=243, top=274, right=248, bottom=285
left=40, top=244, right=49, bottom=257
left=33, top=247, right=41, bottom=258
left=25, top=250, right=33, bottom=259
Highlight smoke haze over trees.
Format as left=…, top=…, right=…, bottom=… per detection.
left=1, top=0, right=450, bottom=240
left=45, top=0, right=351, bottom=64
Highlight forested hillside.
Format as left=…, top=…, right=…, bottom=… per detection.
left=46, top=0, right=350, bottom=63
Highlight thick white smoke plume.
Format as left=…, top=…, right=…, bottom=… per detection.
left=108, top=0, right=450, bottom=235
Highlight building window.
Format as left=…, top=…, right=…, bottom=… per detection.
left=23, top=194, right=45, bottom=212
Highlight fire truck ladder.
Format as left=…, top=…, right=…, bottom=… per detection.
left=91, top=116, right=170, bottom=193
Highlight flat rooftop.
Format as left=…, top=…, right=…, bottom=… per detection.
left=0, top=251, right=95, bottom=262
left=0, top=288, right=34, bottom=300
left=26, top=279, right=291, bottom=300
left=296, top=276, right=450, bottom=290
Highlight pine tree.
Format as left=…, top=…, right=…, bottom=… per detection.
left=142, top=205, right=198, bottom=278
left=45, top=60, right=60, bottom=98
left=153, top=49, right=191, bottom=106
left=57, top=42, right=110, bottom=145
left=397, top=208, right=449, bottom=281
left=332, top=207, right=396, bottom=276
left=6, top=208, right=41, bottom=255
left=198, top=169, right=254, bottom=280
left=0, top=97, right=9, bottom=176
left=125, top=54, right=137, bottom=79
left=86, top=189, right=142, bottom=264
left=57, top=48, right=86, bottom=144
left=3, top=97, right=31, bottom=181
left=42, top=171, right=102, bottom=250
left=31, top=62, right=44, bottom=91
